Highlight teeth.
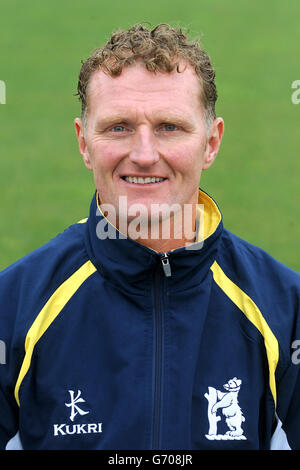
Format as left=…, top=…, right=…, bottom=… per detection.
left=124, top=176, right=165, bottom=184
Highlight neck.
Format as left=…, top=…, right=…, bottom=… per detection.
left=116, top=202, right=198, bottom=253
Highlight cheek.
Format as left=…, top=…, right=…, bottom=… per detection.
left=88, top=141, right=123, bottom=173
left=168, top=144, right=204, bottom=178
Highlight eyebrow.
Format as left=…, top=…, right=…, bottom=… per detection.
left=95, top=114, right=130, bottom=127
left=94, top=112, right=195, bottom=130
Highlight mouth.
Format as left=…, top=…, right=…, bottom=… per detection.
left=121, top=176, right=167, bottom=185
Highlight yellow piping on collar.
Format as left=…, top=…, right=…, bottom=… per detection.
left=96, top=189, right=221, bottom=251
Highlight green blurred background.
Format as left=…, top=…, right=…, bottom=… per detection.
left=0, top=0, right=299, bottom=271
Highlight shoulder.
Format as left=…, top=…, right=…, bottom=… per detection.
left=216, top=229, right=300, bottom=368
left=218, top=228, right=300, bottom=288
left=0, top=218, right=88, bottom=281
left=0, top=218, right=90, bottom=332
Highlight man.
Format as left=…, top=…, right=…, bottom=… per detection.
left=0, top=23, right=299, bottom=450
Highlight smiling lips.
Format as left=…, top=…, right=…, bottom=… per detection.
left=122, top=176, right=167, bottom=184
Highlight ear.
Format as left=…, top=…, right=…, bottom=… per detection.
left=74, top=117, right=93, bottom=170
left=202, top=117, right=224, bottom=170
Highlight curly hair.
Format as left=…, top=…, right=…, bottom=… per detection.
left=76, top=23, right=218, bottom=129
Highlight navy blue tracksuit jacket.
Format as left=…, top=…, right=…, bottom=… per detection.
left=0, top=189, right=300, bottom=450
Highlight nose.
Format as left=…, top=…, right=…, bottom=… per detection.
left=129, top=126, right=159, bottom=167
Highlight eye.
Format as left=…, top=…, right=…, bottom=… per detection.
left=111, top=125, right=126, bottom=132
left=161, top=123, right=178, bottom=132
left=165, top=124, right=176, bottom=131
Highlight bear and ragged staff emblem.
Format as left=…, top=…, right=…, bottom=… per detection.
left=204, top=377, right=246, bottom=440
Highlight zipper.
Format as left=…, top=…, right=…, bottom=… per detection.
left=152, top=253, right=171, bottom=449
left=160, top=253, right=172, bottom=277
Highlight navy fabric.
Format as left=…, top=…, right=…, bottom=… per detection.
left=0, top=190, right=300, bottom=450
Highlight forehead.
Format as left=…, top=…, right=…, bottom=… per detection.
left=86, top=62, right=203, bottom=117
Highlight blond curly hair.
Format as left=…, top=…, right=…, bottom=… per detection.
left=76, top=23, right=217, bottom=129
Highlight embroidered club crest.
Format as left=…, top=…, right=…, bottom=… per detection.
left=204, top=377, right=246, bottom=440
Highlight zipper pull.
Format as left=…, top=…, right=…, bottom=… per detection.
left=161, top=253, right=171, bottom=277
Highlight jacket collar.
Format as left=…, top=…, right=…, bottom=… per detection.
left=84, top=188, right=223, bottom=293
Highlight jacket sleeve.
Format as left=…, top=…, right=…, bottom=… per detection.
left=0, top=266, right=23, bottom=449
left=0, top=370, right=19, bottom=449
left=0, top=223, right=86, bottom=450
left=270, top=285, right=300, bottom=450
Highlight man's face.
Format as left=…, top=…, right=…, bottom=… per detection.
left=75, top=62, right=223, bottom=223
